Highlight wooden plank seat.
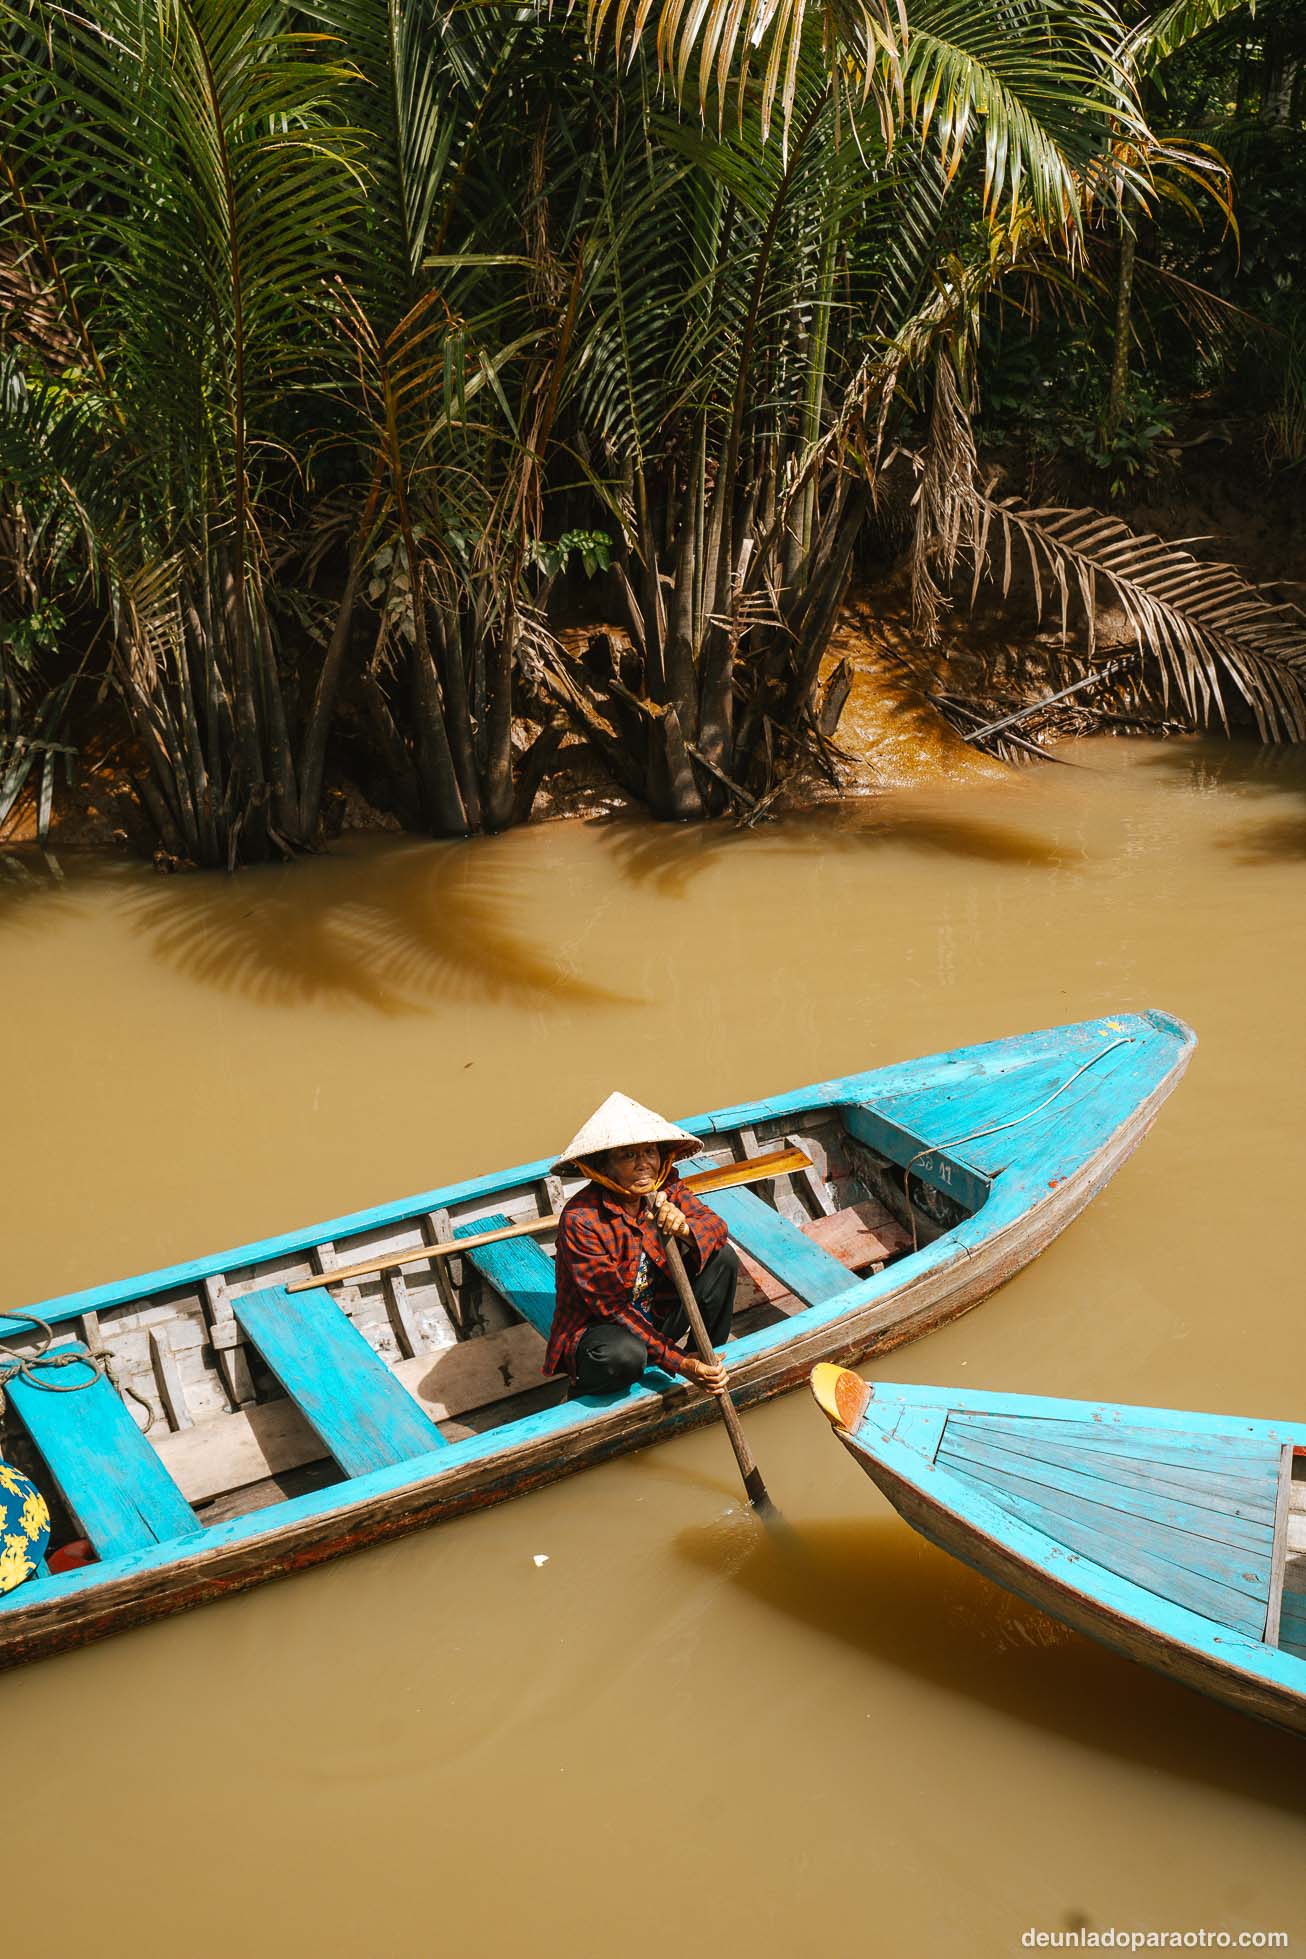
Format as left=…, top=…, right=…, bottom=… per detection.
left=735, top=1200, right=910, bottom=1313
left=5, top=1341, right=201, bottom=1559
left=699, top=1185, right=863, bottom=1307
left=455, top=1213, right=556, bottom=1337
left=233, top=1285, right=447, bottom=1479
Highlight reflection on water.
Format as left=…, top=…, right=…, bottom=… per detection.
left=676, top=1515, right=1306, bottom=1809
left=120, top=840, right=635, bottom=1014
left=598, top=795, right=1078, bottom=900
left=6, top=735, right=1306, bottom=1959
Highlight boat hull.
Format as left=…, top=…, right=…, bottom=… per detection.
left=871, top=1452, right=1306, bottom=1736
left=0, top=1011, right=1194, bottom=1667
left=817, top=1379, right=1306, bottom=1737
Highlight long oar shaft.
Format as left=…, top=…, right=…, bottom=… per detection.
left=661, top=1232, right=771, bottom=1512
left=286, top=1146, right=811, bottom=1294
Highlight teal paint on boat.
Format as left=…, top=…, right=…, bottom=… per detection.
left=690, top=1179, right=859, bottom=1307
left=818, top=1379, right=1306, bottom=1735
left=5, top=1343, right=201, bottom=1558
left=234, top=1286, right=448, bottom=1476
left=454, top=1214, right=556, bottom=1337
left=0, top=1011, right=1200, bottom=1668
left=0, top=1010, right=1190, bottom=1342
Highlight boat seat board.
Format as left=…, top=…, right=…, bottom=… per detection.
left=943, top=1419, right=1282, bottom=1512
left=939, top=1444, right=1274, bottom=1603
left=5, top=1342, right=202, bottom=1559
left=937, top=1447, right=1272, bottom=1637
left=232, top=1286, right=448, bottom=1477
left=940, top=1421, right=1278, bottom=1545
left=696, top=1187, right=860, bottom=1307
left=454, top=1214, right=556, bottom=1337
left=947, top=1413, right=1284, bottom=1475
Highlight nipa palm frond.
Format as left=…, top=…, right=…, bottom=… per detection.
left=969, top=495, right=1306, bottom=741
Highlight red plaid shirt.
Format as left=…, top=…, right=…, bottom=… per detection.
left=545, top=1175, right=729, bottom=1379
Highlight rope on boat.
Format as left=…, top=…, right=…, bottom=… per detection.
left=0, top=1312, right=154, bottom=1433
left=902, top=1035, right=1133, bottom=1255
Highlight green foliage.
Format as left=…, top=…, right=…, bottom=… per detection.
left=2, top=0, right=1304, bottom=858
left=526, top=532, right=613, bottom=580
left=0, top=602, right=65, bottom=673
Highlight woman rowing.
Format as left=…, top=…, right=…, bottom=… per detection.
left=545, top=1094, right=739, bottom=1397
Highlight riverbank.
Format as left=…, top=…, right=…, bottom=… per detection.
left=6, top=432, right=1302, bottom=868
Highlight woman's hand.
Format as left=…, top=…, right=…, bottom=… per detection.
left=651, top=1194, right=691, bottom=1239
left=682, top=1353, right=729, bottom=1394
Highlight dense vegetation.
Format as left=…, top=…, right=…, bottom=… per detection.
left=2, top=0, right=1305, bottom=864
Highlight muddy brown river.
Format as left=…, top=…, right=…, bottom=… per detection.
left=4, top=738, right=1306, bottom=1957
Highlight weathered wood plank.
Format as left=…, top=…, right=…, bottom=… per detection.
left=841, top=1104, right=990, bottom=1212
left=806, top=1201, right=911, bottom=1268
left=154, top=1324, right=553, bottom=1503
left=948, top=1411, right=1281, bottom=1471
left=149, top=1327, right=193, bottom=1432
left=936, top=1433, right=1276, bottom=1555
left=935, top=1449, right=1270, bottom=1637
left=1265, top=1445, right=1295, bottom=1647
left=695, top=1185, right=860, bottom=1307
left=5, top=1342, right=201, bottom=1558
left=454, top=1213, right=556, bottom=1337
left=894, top=1407, right=947, bottom=1461
left=938, top=1444, right=1273, bottom=1604
left=233, top=1287, right=448, bottom=1478
left=944, top=1420, right=1281, bottom=1512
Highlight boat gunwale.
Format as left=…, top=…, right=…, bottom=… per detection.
left=0, top=1011, right=1192, bottom=1342
left=0, top=1032, right=1192, bottom=1669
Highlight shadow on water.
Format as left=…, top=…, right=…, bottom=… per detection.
left=597, top=796, right=1077, bottom=897
left=676, top=1513, right=1306, bottom=1810
left=121, top=842, right=637, bottom=1014
left=0, top=850, right=71, bottom=927
left=1135, top=740, right=1306, bottom=864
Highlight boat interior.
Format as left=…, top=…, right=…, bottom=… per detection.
left=1, top=1105, right=986, bottom=1569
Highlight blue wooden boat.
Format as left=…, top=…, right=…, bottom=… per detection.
left=0, top=1010, right=1192, bottom=1667
left=810, top=1371, right=1306, bottom=1734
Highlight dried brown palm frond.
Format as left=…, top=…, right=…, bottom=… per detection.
left=963, top=497, right=1306, bottom=742
left=901, top=350, right=1306, bottom=744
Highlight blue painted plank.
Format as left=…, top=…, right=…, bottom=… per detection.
left=5, top=1343, right=201, bottom=1559
left=233, top=1287, right=447, bottom=1477
left=937, top=1439, right=1276, bottom=1600
left=693, top=1186, right=859, bottom=1307
left=943, top=1421, right=1281, bottom=1514
left=935, top=1432, right=1275, bottom=1554
left=935, top=1449, right=1270, bottom=1636
left=947, top=1412, right=1284, bottom=1472
left=2, top=1011, right=1192, bottom=1339
left=860, top=1383, right=1306, bottom=1450
left=1277, top=1591, right=1306, bottom=1658
left=840, top=1105, right=991, bottom=1212
left=454, top=1214, right=555, bottom=1337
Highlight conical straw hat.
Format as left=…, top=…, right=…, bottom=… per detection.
left=552, top=1092, right=701, bottom=1175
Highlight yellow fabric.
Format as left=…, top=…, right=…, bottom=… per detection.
left=0, top=1459, right=50, bottom=1595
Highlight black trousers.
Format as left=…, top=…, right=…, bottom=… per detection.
left=573, top=1245, right=739, bottom=1396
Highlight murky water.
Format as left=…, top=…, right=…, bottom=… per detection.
left=4, top=739, right=1306, bottom=1958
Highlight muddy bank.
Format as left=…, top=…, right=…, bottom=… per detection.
left=6, top=438, right=1302, bottom=867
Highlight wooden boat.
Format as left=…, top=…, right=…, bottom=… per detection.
left=810, top=1370, right=1306, bottom=1735
left=0, top=1009, right=1192, bottom=1668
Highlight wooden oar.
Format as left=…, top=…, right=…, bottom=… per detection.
left=285, top=1146, right=812, bottom=1294
left=659, top=1224, right=772, bottom=1513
